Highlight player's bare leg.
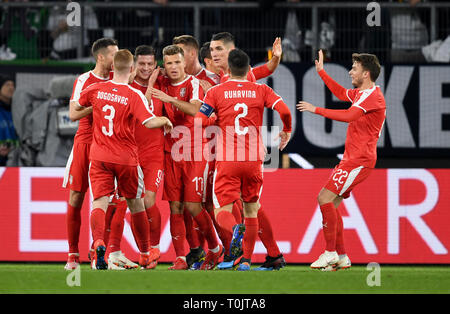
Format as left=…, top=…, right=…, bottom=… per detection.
left=185, top=202, right=223, bottom=270
left=65, top=189, right=85, bottom=270
left=143, top=190, right=161, bottom=266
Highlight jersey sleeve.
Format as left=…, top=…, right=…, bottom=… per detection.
left=352, top=88, right=382, bottom=113
left=70, top=75, right=85, bottom=102
left=133, top=90, right=155, bottom=125
left=318, top=69, right=355, bottom=102
left=77, top=84, right=94, bottom=107
left=251, top=64, right=273, bottom=80
left=199, top=87, right=216, bottom=118
left=262, top=84, right=282, bottom=109
left=189, top=77, right=203, bottom=102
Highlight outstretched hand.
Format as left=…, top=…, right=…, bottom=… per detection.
left=315, top=49, right=324, bottom=72
left=272, top=37, right=282, bottom=59
left=296, top=101, right=316, bottom=113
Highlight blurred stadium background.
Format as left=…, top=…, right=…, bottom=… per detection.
left=0, top=1, right=449, bottom=266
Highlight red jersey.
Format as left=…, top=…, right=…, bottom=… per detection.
left=195, top=67, right=220, bottom=86
left=342, top=86, right=386, bottom=168
left=219, top=64, right=273, bottom=84
left=78, top=81, right=155, bottom=166
left=70, top=71, right=113, bottom=144
left=130, top=80, right=164, bottom=154
left=203, top=80, right=283, bottom=162
left=159, top=75, right=204, bottom=154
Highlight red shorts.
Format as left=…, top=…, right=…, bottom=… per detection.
left=62, top=141, right=91, bottom=193
left=213, top=161, right=263, bottom=208
left=89, top=160, right=144, bottom=200
left=139, top=147, right=164, bottom=193
left=163, top=152, right=207, bottom=203
left=324, top=160, right=372, bottom=199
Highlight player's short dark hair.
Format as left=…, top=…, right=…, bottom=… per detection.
left=134, top=45, right=156, bottom=59
left=172, top=35, right=199, bottom=51
left=228, top=48, right=249, bottom=77
left=211, top=32, right=235, bottom=46
left=352, top=53, right=381, bottom=82
left=91, top=38, right=118, bottom=60
left=199, top=42, right=211, bottom=63
left=162, top=45, right=184, bottom=58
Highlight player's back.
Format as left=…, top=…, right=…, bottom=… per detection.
left=84, top=81, right=153, bottom=166
left=205, top=80, right=281, bottom=162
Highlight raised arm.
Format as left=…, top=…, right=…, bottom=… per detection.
left=252, top=37, right=282, bottom=80
left=316, top=49, right=350, bottom=102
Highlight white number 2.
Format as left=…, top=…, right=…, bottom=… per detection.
left=234, top=102, right=248, bottom=135
left=102, top=104, right=115, bottom=137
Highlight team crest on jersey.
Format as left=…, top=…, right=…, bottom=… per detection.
left=180, top=87, right=186, bottom=97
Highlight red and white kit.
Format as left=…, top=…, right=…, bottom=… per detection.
left=130, top=80, right=165, bottom=193
left=77, top=81, right=155, bottom=200
left=159, top=75, right=206, bottom=203
left=318, top=69, right=386, bottom=198
left=63, top=71, right=113, bottom=192
left=201, top=79, right=291, bottom=208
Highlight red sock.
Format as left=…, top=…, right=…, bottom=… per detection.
left=184, top=209, right=200, bottom=249
left=320, top=202, right=337, bottom=252
left=232, top=200, right=243, bottom=224
left=104, top=204, right=116, bottom=247
left=145, top=204, right=161, bottom=247
left=257, top=206, right=281, bottom=257
left=335, top=207, right=346, bottom=255
left=67, top=204, right=81, bottom=253
left=195, top=220, right=206, bottom=250
left=107, top=200, right=127, bottom=255
left=242, top=217, right=258, bottom=260
left=208, top=209, right=231, bottom=254
left=193, top=209, right=218, bottom=250
left=131, top=211, right=150, bottom=253
left=170, top=213, right=186, bottom=257
left=90, top=208, right=105, bottom=244
left=215, top=210, right=236, bottom=234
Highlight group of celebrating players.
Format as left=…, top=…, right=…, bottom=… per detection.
left=62, top=29, right=386, bottom=272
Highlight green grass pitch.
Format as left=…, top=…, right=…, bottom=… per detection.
left=0, top=263, right=449, bottom=294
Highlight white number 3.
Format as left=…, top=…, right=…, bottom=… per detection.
left=102, top=104, right=115, bottom=137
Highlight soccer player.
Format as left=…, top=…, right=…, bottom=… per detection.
left=209, top=32, right=282, bottom=84
left=199, top=41, right=220, bottom=77
left=150, top=45, right=223, bottom=270
left=63, top=38, right=118, bottom=270
left=129, top=45, right=164, bottom=269
left=208, top=32, right=287, bottom=269
left=198, top=48, right=292, bottom=270
left=173, top=35, right=220, bottom=87
left=297, top=50, right=386, bottom=271
left=71, top=49, right=173, bottom=270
